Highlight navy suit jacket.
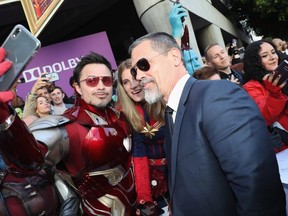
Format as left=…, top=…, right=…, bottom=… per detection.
left=166, top=77, right=286, bottom=216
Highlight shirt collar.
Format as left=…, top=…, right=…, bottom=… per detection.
left=167, top=74, right=190, bottom=113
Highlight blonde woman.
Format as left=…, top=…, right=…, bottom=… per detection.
left=116, top=59, right=168, bottom=215
left=23, top=95, right=51, bottom=126
left=35, top=95, right=51, bottom=117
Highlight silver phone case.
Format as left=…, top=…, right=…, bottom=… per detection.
left=0, top=24, right=41, bottom=91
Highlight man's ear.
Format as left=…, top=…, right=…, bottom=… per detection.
left=206, top=60, right=212, bottom=66
left=170, top=48, right=183, bottom=66
left=74, top=83, right=82, bottom=96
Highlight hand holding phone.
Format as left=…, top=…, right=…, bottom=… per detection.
left=0, top=48, right=12, bottom=77
left=273, top=60, right=288, bottom=85
left=0, top=48, right=14, bottom=101
left=41, top=72, right=60, bottom=82
left=0, top=48, right=14, bottom=122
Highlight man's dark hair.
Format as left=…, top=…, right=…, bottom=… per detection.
left=73, top=51, right=113, bottom=83
left=48, top=85, right=64, bottom=94
left=192, top=66, right=219, bottom=80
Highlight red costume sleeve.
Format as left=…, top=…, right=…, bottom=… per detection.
left=243, top=80, right=288, bottom=125
left=0, top=108, right=43, bottom=175
left=133, top=156, right=153, bottom=204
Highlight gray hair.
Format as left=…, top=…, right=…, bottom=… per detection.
left=129, top=32, right=182, bottom=55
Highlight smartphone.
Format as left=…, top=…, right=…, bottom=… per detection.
left=41, top=72, right=60, bottom=82
left=274, top=59, right=288, bottom=85
left=0, top=24, right=41, bottom=91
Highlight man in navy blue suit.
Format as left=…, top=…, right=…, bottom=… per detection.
left=129, top=32, right=286, bottom=216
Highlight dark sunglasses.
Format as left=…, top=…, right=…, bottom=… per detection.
left=79, top=76, right=113, bottom=87
left=130, top=51, right=169, bottom=78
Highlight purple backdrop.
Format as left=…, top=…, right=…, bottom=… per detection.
left=16, top=31, right=116, bottom=99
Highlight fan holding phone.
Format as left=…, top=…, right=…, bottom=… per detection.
left=243, top=39, right=288, bottom=151
left=0, top=26, right=80, bottom=215
left=273, top=59, right=288, bottom=85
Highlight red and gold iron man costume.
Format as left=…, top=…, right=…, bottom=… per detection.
left=0, top=106, right=79, bottom=215
left=28, top=98, right=137, bottom=216
left=0, top=47, right=79, bottom=215
left=0, top=98, right=136, bottom=215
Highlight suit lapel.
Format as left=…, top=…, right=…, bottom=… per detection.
left=170, top=77, right=196, bottom=197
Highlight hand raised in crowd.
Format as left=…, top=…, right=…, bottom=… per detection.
left=29, top=72, right=52, bottom=94
left=0, top=47, right=13, bottom=102
left=169, top=3, right=187, bottom=38
left=263, top=72, right=286, bottom=95
left=229, top=74, right=240, bottom=85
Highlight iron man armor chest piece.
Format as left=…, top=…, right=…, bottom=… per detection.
left=30, top=100, right=137, bottom=216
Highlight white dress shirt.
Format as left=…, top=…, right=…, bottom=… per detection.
left=167, top=74, right=190, bottom=123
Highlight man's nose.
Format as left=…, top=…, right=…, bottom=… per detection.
left=97, top=80, right=105, bottom=89
left=135, top=69, right=145, bottom=81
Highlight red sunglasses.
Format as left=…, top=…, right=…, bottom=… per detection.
left=79, top=76, right=113, bottom=87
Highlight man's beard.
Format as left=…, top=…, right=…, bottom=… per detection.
left=144, top=88, right=162, bottom=104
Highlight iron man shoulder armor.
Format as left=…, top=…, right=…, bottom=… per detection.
left=29, top=115, right=70, bottom=168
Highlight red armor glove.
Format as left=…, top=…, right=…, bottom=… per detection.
left=0, top=47, right=12, bottom=77
left=0, top=91, right=14, bottom=124
left=0, top=47, right=14, bottom=123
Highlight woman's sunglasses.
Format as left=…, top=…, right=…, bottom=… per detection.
left=78, top=76, right=113, bottom=87
left=130, top=50, right=170, bottom=78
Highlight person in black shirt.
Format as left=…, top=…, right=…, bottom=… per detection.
left=205, top=43, right=244, bottom=85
